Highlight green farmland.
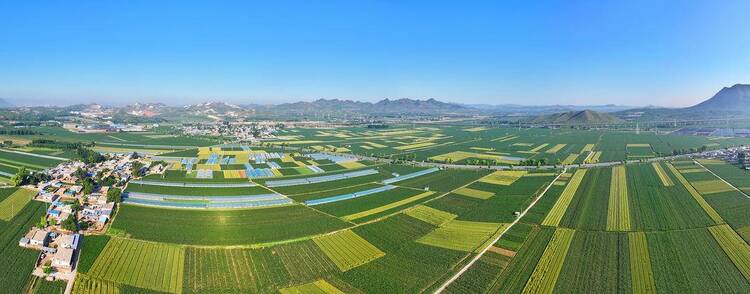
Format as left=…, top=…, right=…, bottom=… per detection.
left=445, top=161, right=750, bottom=293
left=2, top=124, right=747, bottom=293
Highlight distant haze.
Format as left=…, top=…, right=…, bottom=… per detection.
left=0, top=1, right=749, bottom=107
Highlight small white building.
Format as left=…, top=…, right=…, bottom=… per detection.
left=29, top=230, right=49, bottom=247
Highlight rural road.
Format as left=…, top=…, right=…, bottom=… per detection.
left=433, top=168, right=567, bottom=293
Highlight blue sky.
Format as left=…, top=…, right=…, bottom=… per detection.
left=1, top=0, right=749, bottom=106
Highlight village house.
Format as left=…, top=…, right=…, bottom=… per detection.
left=51, top=247, right=74, bottom=270
left=19, top=229, right=49, bottom=248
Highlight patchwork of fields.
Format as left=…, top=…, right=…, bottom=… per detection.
left=73, top=157, right=560, bottom=293
left=445, top=160, right=750, bottom=293
left=265, top=126, right=750, bottom=165
left=4, top=125, right=750, bottom=293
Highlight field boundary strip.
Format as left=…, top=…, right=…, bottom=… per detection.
left=708, top=224, right=750, bottom=282
left=521, top=228, right=576, bottom=293
left=341, top=191, right=435, bottom=221
left=651, top=162, right=674, bottom=186
left=541, top=169, right=587, bottom=227
left=606, top=165, right=631, bottom=231
left=628, top=232, right=657, bottom=293
left=665, top=162, right=725, bottom=224
left=434, top=168, right=565, bottom=293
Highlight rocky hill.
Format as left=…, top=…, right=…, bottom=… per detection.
left=531, top=109, right=624, bottom=124
left=688, top=84, right=750, bottom=113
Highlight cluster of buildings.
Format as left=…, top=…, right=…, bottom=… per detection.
left=62, top=122, right=152, bottom=133
left=181, top=121, right=280, bottom=141
left=16, top=154, right=151, bottom=281
left=699, top=145, right=750, bottom=169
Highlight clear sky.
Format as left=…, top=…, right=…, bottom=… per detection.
left=1, top=0, right=749, bottom=107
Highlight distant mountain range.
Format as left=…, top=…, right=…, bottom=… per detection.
left=2, top=83, right=749, bottom=122
left=465, top=103, right=635, bottom=115
left=250, top=98, right=477, bottom=116
left=530, top=109, right=624, bottom=125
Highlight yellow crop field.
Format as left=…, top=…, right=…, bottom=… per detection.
left=338, top=161, right=366, bottom=169
left=512, top=143, right=534, bottom=147
left=628, top=232, right=657, bottom=293
left=607, top=165, right=631, bottom=231
left=404, top=205, right=456, bottom=226
left=545, top=144, right=567, bottom=154
left=195, top=164, right=221, bottom=171
left=222, top=170, right=246, bottom=179
left=479, top=170, right=527, bottom=186
left=493, top=135, right=519, bottom=142
left=464, top=127, right=488, bottom=132
left=525, top=172, right=557, bottom=177
left=587, top=151, right=603, bottom=163
left=394, top=142, right=437, bottom=150
left=490, top=135, right=516, bottom=142
left=454, top=187, right=495, bottom=199
left=417, top=220, right=504, bottom=252
left=0, top=188, right=36, bottom=221
left=708, top=224, right=750, bottom=281
left=651, top=162, right=674, bottom=186
left=313, top=230, right=385, bottom=272
left=470, top=147, right=495, bottom=151
left=270, top=169, right=283, bottom=177
left=72, top=274, right=121, bottom=294
left=666, top=163, right=724, bottom=224
left=529, top=143, right=549, bottom=153
left=522, top=228, right=576, bottom=294
left=691, top=180, right=734, bottom=195
left=542, top=169, right=587, bottom=227
left=627, top=143, right=651, bottom=147
left=581, top=144, right=595, bottom=153
left=561, top=153, right=579, bottom=165
left=678, top=168, right=706, bottom=173
left=364, top=142, right=387, bottom=148
left=88, top=238, right=185, bottom=293
left=360, top=145, right=373, bottom=150
left=342, top=191, right=435, bottom=221
left=430, top=151, right=517, bottom=164
left=279, top=280, right=344, bottom=294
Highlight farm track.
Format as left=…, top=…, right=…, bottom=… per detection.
left=694, top=160, right=750, bottom=200
left=433, top=168, right=566, bottom=293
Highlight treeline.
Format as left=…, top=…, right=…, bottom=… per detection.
left=0, top=128, right=38, bottom=135
left=29, top=139, right=106, bottom=164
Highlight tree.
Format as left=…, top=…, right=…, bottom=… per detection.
left=107, top=188, right=122, bottom=203
left=61, top=214, right=77, bottom=231
left=131, top=161, right=145, bottom=177
left=74, top=168, right=88, bottom=180
left=82, top=177, right=96, bottom=195
left=11, top=167, right=29, bottom=186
